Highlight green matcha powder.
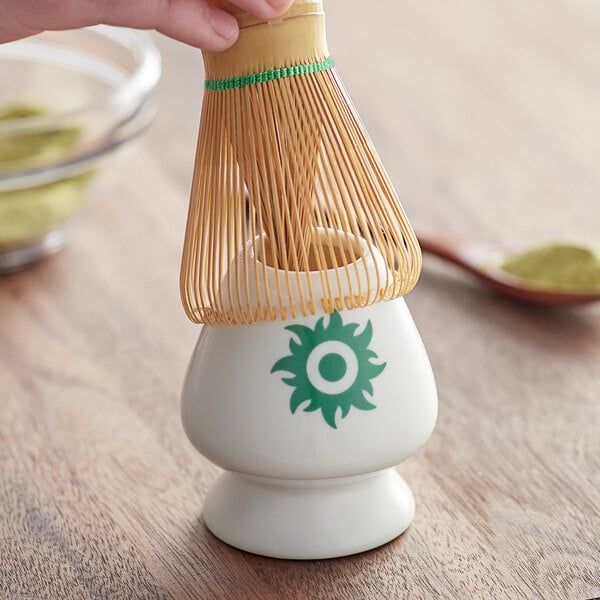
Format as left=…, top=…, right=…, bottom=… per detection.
left=0, top=105, right=91, bottom=247
left=501, top=243, right=600, bottom=291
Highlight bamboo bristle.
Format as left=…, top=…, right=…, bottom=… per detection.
left=180, top=2, right=421, bottom=325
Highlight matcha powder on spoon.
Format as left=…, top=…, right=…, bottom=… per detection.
left=500, top=243, right=600, bottom=291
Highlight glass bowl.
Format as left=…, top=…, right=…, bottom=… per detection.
left=0, top=26, right=161, bottom=273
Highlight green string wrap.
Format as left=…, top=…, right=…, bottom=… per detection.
left=205, top=56, right=335, bottom=91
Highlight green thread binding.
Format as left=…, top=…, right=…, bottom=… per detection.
left=205, top=56, right=335, bottom=91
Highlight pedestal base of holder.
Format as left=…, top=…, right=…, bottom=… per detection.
left=203, top=468, right=415, bottom=559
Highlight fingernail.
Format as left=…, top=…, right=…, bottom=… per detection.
left=209, top=8, right=237, bottom=40
left=266, top=0, right=290, bottom=11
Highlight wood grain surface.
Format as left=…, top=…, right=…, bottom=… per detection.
left=1, top=1, right=599, bottom=598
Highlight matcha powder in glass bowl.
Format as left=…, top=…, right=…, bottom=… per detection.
left=0, top=26, right=160, bottom=273
left=0, top=105, right=91, bottom=248
left=500, top=243, right=600, bottom=292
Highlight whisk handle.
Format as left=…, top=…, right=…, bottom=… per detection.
left=209, top=0, right=320, bottom=19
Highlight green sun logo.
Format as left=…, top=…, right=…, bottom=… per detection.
left=271, top=311, right=386, bottom=429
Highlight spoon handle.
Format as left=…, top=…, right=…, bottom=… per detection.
left=414, top=228, right=468, bottom=267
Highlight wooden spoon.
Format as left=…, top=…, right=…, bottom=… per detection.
left=415, top=229, right=600, bottom=306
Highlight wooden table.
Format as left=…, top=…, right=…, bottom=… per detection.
left=2, top=1, right=599, bottom=598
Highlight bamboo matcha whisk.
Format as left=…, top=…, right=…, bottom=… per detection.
left=180, top=0, right=422, bottom=325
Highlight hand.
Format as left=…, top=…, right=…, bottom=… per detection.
left=0, top=0, right=294, bottom=50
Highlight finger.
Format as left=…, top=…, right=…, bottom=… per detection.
left=93, top=0, right=240, bottom=52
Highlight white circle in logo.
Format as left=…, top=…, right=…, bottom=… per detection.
left=306, top=340, right=359, bottom=395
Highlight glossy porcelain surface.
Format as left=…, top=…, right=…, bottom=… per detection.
left=182, top=298, right=437, bottom=480
left=203, top=468, right=415, bottom=560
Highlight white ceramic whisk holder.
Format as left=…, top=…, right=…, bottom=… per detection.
left=181, top=237, right=437, bottom=559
